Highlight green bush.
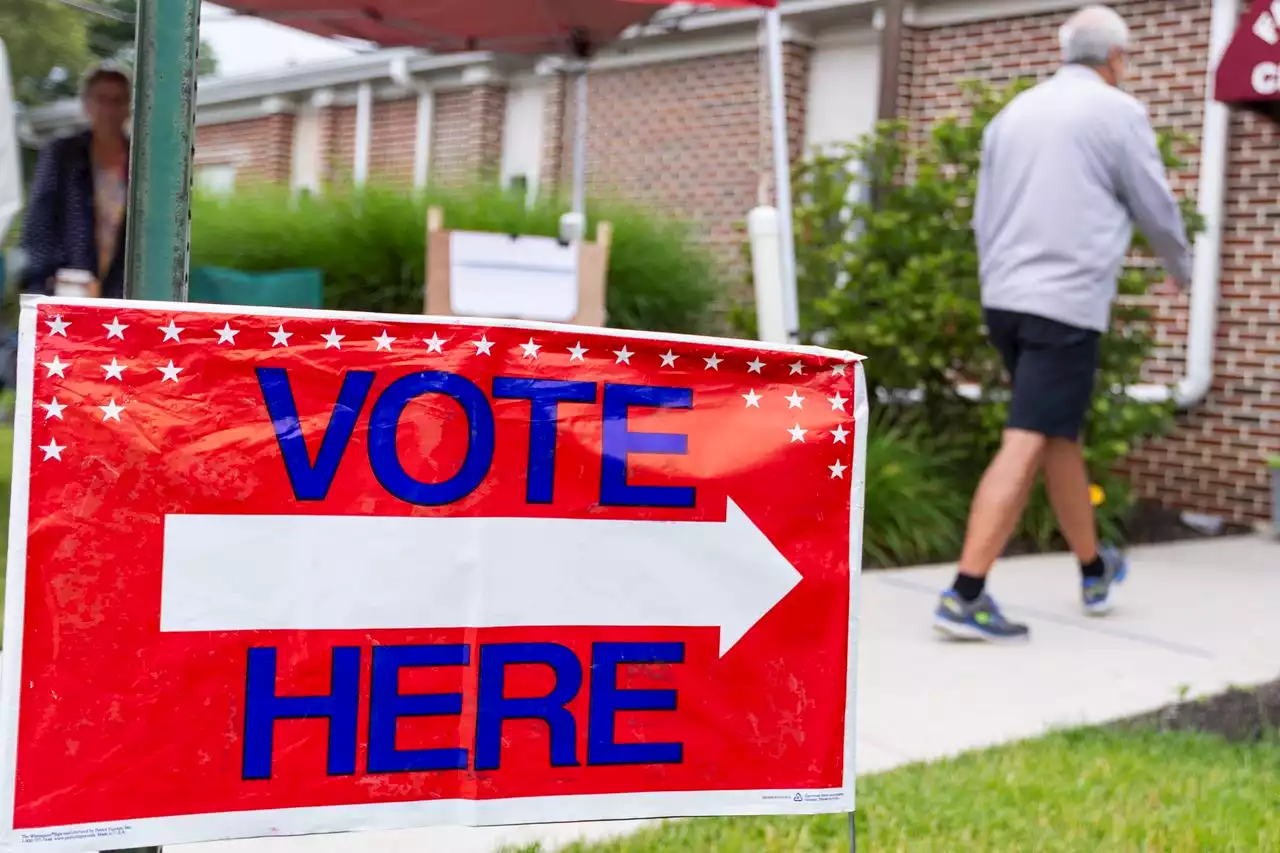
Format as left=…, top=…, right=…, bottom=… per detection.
left=190, top=183, right=724, bottom=335
left=783, top=79, right=1203, bottom=551
left=862, top=407, right=970, bottom=567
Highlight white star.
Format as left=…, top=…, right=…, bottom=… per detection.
left=472, top=335, right=494, bottom=356
left=785, top=390, right=805, bottom=409
left=742, top=389, right=762, bottom=408
left=42, top=356, right=68, bottom=378
left=159, top=320, right=184, bottom=342
left=102, top=358, right=126, bottom=381
left=828, top=392, right=848, bottom=412
left=39, top=397, right=66, bottom=420
left=746, top=357, right=765, bottom=374
left=39, top=439, right=65, bottom=461
left=704, top=353, right=722, bottom=370
left=270, top=325, right=293, bottom=347
left=788, top=424, right=808, bottom=443
left=832, top=425, right=850, bottom=444
left=158, top=360, right=183, bottom=383
left=373, top=330, right=396, bottom=351
left=322, top=328, right=345, bottom=349
left=520, top=338, right=541, bottom=359
left=829, top=460, right=848, bottom=479
left=660, top=350, right=678, bottom=368
left=614, top=346, right=634, bottom=365
left=46, top=315, right=70, bottom=337
left=103, top=317, right=128, bottom=340
left=789, top=360, right=805, bottom=375
left=216, top=322, right=240, bottom=345
left=568, top=342, right=588, bottom=362
left=832, top=363, right=848, bottom=377
left=423, top=332, right=446, bottom=353
left=98, top=399, right=125, bottom=423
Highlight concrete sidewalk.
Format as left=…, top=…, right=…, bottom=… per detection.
left=187, top=535, right=1279, bottom=853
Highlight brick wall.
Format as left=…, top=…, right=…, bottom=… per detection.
left=194, top=115, right=293, bottom=184
left=900, top=0, right=1279, bottom=522
left=328, top=105, right=357, bottom=184
left=369, top=96, right=419, bottom=186
left=430, top=85, right=507, bottom=185
left=545, top=44, right=810, bottom=269
left=1127, top=108, right=1280, bottom=520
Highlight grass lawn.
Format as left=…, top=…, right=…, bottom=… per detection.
left=535, top=727, right=1280, bottom=853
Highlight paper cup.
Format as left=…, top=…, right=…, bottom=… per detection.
left=54, top=269, right=96, bottom=298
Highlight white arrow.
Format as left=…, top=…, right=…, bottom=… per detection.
left=160, top=500, right=802, bottom=656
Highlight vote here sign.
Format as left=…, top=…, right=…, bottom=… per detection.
left=0, top=298, right=865, bottom=852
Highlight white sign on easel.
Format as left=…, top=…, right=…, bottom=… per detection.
left=423, top=207, right=611, bottom=327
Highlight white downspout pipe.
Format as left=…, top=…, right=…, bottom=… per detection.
left=1126, top=0, right=1236, bottom=408
left=353, top=81, right=372, bottom=187
left=390, top=56, right=433, bottom=190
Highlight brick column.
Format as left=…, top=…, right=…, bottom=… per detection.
left=262, top=112, right=294, bottom=184
left=539, top=74, right=568, bottom=200
left=429, top=83, right=508, bottom=185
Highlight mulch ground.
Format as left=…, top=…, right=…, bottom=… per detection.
left=1119, top=500, right=1255, bottom=546
left=1118, top=679, right=1280, bottom=744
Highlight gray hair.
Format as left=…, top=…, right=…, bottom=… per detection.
left=1059, top=5, right=1129, bottom=65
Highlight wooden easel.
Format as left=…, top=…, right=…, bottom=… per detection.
left=423, top=206, right=612, bottom=327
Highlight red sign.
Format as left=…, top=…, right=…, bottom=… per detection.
left=1215, top=0, right=1280, bottom=104
left=0, top=298, right=864, bottom=852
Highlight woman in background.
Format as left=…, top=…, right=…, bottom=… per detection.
left=20, top=64, right=131, bottom=298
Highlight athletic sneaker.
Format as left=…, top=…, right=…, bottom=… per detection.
left=1082, top=544, right=1128, bottom=616
left=933, top=590, right=1030, bottom=642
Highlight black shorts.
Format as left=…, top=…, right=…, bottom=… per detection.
left=984, top=308, right=1101, bottom=441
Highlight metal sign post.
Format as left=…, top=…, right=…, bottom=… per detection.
left=110, top=0, right=201, bottom=848
left=121, top=0, right=201, bottom=303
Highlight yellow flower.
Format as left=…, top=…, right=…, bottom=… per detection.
left=1089, top=484, right=1106, bottom=507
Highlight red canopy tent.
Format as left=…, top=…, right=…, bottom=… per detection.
left=216, top=0, right=771, bottom=55
left=214, top=0, right=799, bottom=340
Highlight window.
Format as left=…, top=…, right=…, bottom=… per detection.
left=195, top=163, right=237, bottom=196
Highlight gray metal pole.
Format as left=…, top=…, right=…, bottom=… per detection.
left=763, top=7, right=800, bottom=343
left=122, top=0, right=201, bottom=302
left=107, top=0, right=199, bottom=848
left=569, top=65, right=588, bottom=216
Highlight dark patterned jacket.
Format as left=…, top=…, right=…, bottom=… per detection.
left=19, top=129, right=127, bottom=298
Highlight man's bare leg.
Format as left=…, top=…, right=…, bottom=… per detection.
left=1042, top=438, right=1097, bottom=563
left=1042, top=437, right=1128, bottom=614
left=933, top=429, right=1044, bottom=641
left=955, top=428, right=1048, bottom=578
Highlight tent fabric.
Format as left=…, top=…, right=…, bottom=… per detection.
left=1214, top=0, right=1280, bottom=107
left=214, top=0, right=776, bottom=56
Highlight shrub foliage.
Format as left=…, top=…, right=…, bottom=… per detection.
left=190, top=183, right=724, bottom=336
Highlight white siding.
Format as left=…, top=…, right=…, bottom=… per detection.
left=290, top=105, right=322, bottom=192
left=500, top=79, right=548, bottom=204
left=804, top=28, right=882, bottom=155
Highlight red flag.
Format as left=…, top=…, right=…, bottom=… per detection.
left=1214, top=0, right=1280, bottom=105
left=1, top=299, right=863, bottom=851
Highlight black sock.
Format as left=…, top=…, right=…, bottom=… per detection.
left=1080, top=555, right=1105, bottom=579
left=952, top=572, right=986, bottom=603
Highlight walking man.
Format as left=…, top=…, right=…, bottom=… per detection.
left=934, top=5, right=1193, bottom=641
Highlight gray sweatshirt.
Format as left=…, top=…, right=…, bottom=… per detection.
left=973, top=64, right=1193, bottom=332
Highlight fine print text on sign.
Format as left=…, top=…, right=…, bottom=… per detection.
left=0, top=299, right=866, bottom=852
